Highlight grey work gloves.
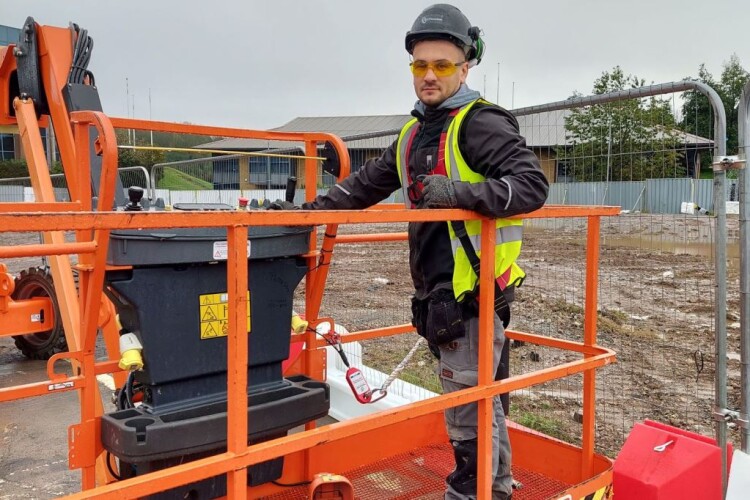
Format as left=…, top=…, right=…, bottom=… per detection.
left=421, top=175, right=457, bottom=208
left=267, top=199, right=299, bottom=210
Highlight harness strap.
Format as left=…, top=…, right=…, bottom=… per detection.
left=403, top=109, right=462, bottom=207
left=450, top=219, right=511, bottom=328
left=403, top=123, right=421, bottom=208
left=435, top=108, right=461, bottom=177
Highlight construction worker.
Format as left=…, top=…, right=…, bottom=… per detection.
left=274, top=4, right=548, bottom=498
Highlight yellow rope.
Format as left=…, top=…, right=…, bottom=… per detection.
left=117, top=145, right=324, bottom=161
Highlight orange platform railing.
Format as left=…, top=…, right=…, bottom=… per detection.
left=1, top=100, right=618, bottom=500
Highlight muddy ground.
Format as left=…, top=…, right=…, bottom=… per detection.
left=1, top=213, right=742, bottom=460
left=303, top=213, right=741, bottom=457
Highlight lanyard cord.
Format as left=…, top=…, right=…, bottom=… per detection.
left=314, top=325, right=426, bottom=404
left=376, top=337, right=425, bottom=395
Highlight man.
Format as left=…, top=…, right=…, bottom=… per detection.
left=284, top=4, right=548, bottom=499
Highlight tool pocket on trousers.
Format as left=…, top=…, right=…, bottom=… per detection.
left=424, top=290, right=465, bottom=346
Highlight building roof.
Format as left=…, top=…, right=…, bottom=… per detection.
left=194, top=115, right=411, bottom=151
left=196, top=110, right=713, bottom=152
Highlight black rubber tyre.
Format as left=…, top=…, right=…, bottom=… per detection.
left=11, top=267, right=67, bottom=360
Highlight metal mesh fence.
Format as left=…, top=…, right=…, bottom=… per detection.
left=512, top=214, right=724, bottom=456
left=295, top=89, right=736, bottom=458
left=0, top=89, right=736, bottom=459
left=118, top=166, right=151, bottom=193
left=522, top=106, right=712, bottom=183
left=509, top=90, right=731, bottom=456
left=0, top=173, right=69, bottom=201
left=148, top=133, right=404, bottom=206
left=0, top=166, right=151, bottom=203
left=318, top=213, right=721, bottom=459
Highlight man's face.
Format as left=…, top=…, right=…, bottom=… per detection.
left=411, top=39, right=468, bottom=107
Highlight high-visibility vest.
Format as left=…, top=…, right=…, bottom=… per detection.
left=395, top=99, right=525, bottom=301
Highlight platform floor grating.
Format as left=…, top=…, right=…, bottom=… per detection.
left=263, top=443, right=571, bottom=499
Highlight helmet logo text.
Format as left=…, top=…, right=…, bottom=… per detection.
left=421, top=15, right=443, bottom=24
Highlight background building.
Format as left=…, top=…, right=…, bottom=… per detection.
left=195, top=112, right=712, bottom=189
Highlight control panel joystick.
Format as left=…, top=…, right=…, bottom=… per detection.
left=125, top=186, right=144, bottom=212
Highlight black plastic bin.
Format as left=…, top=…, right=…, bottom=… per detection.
left=101, top=217, right=329, bottom=499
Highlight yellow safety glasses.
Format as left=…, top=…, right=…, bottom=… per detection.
left=409, top=59, right=465, bottom=78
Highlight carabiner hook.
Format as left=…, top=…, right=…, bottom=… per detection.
left=367, top=389, right=388, bottom=404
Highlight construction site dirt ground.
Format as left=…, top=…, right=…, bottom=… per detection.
left=304, top=213, right=741, bottom=457
left=0, top=213, right=742, bottom=497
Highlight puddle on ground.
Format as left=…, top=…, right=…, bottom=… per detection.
left=601, top=236, right=740, bottom=270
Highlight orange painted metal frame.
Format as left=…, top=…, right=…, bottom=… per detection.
left=0, top=297, right=54, bottom=336
left=0, top=139, right=619, bottom=498
left=0, top=20, right=621, bottom=500
left=0, top=203, right=618, bottom=499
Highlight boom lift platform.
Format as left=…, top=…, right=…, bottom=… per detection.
left=0, top=18, right=618, bottom=499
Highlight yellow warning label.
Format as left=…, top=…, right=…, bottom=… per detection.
left=199, top=291, right=251, bottom=339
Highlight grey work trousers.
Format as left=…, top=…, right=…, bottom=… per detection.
left=438, top=313, right=513, bottom=500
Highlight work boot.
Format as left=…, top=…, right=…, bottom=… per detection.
left=446, top=439, right=478, bottom=496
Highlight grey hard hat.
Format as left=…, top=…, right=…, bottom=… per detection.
left=405, top=4, right=483, bottom=64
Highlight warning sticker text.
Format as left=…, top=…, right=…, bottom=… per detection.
left=199, top=291, right=251, bottom=339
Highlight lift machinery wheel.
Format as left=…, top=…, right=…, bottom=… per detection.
left=11, top=267, right=67, bottom=360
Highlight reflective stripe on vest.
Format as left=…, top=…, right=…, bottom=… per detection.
left=448, top=225, right=523, bottom=256
left=396, top=118, right=419, bottom=204
left=396, top=99, right=526, bottom=300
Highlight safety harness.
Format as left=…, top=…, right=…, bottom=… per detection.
left=400, top=104, right=515, bottom=327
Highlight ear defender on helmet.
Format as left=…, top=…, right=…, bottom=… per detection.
left=466, top=26, right=484, bottom=68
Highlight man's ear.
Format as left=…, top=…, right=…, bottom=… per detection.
left=459, top=63, right=469, bottom=84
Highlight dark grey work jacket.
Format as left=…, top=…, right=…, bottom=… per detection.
left=303, top=90, right=549, bottom=301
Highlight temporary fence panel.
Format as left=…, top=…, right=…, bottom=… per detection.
left=309, top=82, right=735, bottom=464
left=0, top=184, right=23, bottom=202
left=149, top=130, right=402, bottom=206
left=644, top=178, right=714, bottom=214
left=515, top=214, right=722, bottom=457
left=0, top=173, right=69, bottom=201
left=0, top=167, right=151, bottom=203
left=511, top=81, right=733, bottom=467
left=547, top=183, right=567, bottom=205
left=738, top=78, right=750, bottom=454
left=534, top=178, right=719, bottom=214
left=604, top=181, right=646, bottom=212
left=562, top=181, right=609, bottom=207
left=151, top=149, right=306, bottom=196
left=117, top=166, right=151, bottom=194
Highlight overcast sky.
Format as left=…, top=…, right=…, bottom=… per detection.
left=3, top=0, right=748, bottom=130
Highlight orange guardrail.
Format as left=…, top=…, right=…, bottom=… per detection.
left=1, top=90, right=618, bottom=498
left=0, top=207, right=618, bottom=499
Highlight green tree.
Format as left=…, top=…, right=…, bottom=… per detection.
left=115, top=125, right=218, bottom=167
left=680, top=54, right=749, bottom=176
left=564, top=66, right=683, bottom=182
left=116, top=130, right=165, bottom=168
left=0, top=159, right=30, bottom=178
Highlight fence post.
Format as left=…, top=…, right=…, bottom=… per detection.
left=705, top=87, right=729, bottom=496
left=739, top=78, right=750, bottom=454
